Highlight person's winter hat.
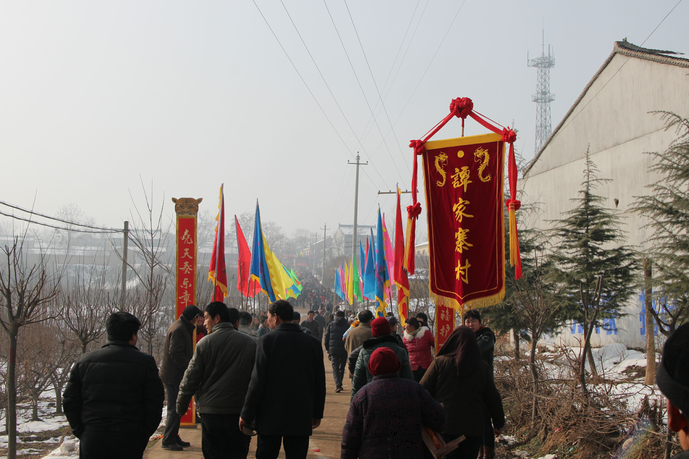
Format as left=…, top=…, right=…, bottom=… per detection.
left=368, top=347, right=401, bottom=375
left=182, top=305, right=202, bottom=321
left=386, top=316, right=399, bottom=327
left=371, top=317, right=391, bottom=337
left=656, top=322, right=689, bottom=416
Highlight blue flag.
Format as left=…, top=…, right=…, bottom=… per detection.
left=334, top=265, right=344, bottom=301
left=375, top=208, right=389, bottom=316
left=363, top=229, right=376, bottom=299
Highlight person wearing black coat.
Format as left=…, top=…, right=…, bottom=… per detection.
left=325, top=310, right=350, bottom=393
left=158, top=304, right=201, bottom=450
left=240, top=300, right=326, bottom=459
left=63, top=312, right=164, bottom=459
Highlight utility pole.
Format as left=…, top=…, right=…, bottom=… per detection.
left=348, top=153, right=367, bottom=310
left=321, top=224, right=327, bottom=283
left=120, top=221, right=129, bottom=309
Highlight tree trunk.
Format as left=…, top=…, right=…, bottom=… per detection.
left=31, top=397, right=39, bottom=421
left=644, top=259, right=656, bottom=385
left=586, top=344, right=597, bottom=378
left=529, top=333, right=539, bottom=421
left=53, top=378, right=63, bottom=414
left=7, top=329, right=18, bottom=459
left=513, top=329, right=521, bottom=360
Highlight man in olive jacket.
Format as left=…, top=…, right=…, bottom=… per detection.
left=350, top=317, right=414, bottom=400
left=159, top=304, right=201, bottom=450
left=240, top=300, right=326, bottom=459
left=177, top=302, right=257, bottom=459
left=63, top=312, right=164, bottom=459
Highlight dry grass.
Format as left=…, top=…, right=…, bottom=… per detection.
left=494, top=349, right=684, bottom=459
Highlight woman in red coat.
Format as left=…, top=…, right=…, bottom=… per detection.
left=402, top=317, right=435, bottom=382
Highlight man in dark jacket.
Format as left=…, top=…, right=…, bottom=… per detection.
left=63, top=312, right=164, bottom=459
left=463, top=309, right=498, bottom=459
left=240, top=300, right=326, bottom=459
left=463, top=309, right=495, bottom=370
left=301, top=310, right=322, bottom=342
left=159, top=304, right=201, bottom=450
left=325, top=310, right=350, bottom=393
left=657, top=323, right=689, bottom=458
left=177, top=302, right=257, bottom=459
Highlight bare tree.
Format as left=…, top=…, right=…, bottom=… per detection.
left=16, top=322, right=60, bottom=421
left=124, top=182, right=174, bottom=355
left=509, top=251, right=562, bottom=419
left=0, top=238, right=61, bottom=459
left=61, top=264, right=114, bottom=354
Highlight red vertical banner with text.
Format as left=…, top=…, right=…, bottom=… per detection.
left=422, top=133, right=506, bottom=346
left=173, top=197, right=201, bottom=427
left=435, top=305, right=456, bottom=350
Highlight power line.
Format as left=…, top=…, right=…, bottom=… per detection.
left=251, top=0, right=355, bottom=159
left=342, top=0, right=409, bottom=176
left=0, top=210, right=121, bottom=234
left=0, top=201, right=122, bottom=233
left=555, top=0, right=683, bottom=136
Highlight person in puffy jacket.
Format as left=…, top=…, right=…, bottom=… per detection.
left=177, top=302, right=257, bottom=459
left=63, top=312, right=164, bottom=459
left=325, top=310, right=350, bottom=393
left=402, top=317, right=435, bottom=382
left=351, top=317, right=414, bottom=400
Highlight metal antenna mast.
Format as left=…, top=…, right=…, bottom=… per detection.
left=528, top=30, right=555, bottom=155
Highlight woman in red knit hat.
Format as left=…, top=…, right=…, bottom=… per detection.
left=341, top=347, right=445, bottom=459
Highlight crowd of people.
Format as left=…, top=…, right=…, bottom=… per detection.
left=61, top=300, right=689, bottom=459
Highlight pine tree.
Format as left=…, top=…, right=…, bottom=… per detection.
left=548, top=148, right=638, bottom=394
left=632, top=113, right=689, bottom=332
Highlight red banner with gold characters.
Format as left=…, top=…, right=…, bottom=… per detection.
left=422, top=133, right=505, bottom=344
left=435, top=304, right=456, bottom=348
left=172, top=197, right=202, bottom=426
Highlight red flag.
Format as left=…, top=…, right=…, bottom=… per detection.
left=235, top=215, right=260, bottom=297
left=394, top=187, right=410, bottom=326
left=208, top=185, right=228, bottom=301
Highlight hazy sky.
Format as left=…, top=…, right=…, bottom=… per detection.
left=1, top=0, right=687, bottom=244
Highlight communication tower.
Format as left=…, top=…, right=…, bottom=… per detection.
left=528, top=32, right=555, bottom=154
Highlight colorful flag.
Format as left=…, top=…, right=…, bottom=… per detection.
left=235, top=215, right=260, bottom=298
left=375, top=208, right=389, bottom=316
left=284, top=267, right=303, bottom=299
left=394, top=187, right=410, bottom=326
left=359, top=242, right=366, bottom=281
left=208, top=185, right=228, bottom=301
left=334, top=267, right=344, bottom=301
left=382, top=215, right=395, bottom=286
left=352, top=255, right=363, bottom=303
left=363, top=229, right=376, bottom=299
left=339, top=264, right=346, bottom=300
left=345, top=262, right=353, bottom=305
left=249, top=202, right=300, bottom=301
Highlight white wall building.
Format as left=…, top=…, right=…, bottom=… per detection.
left=521, top=40, right=689, bottom=348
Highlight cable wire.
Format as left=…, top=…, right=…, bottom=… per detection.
left=251, top=0, right=355, bottom=158
left=551, top=0, right=683, bottom=139
left=0, top=201, right=123, bottom=233
left=0, top=210, right=122, bottom=234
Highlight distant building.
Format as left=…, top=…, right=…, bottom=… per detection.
left=332, top=224, right=376, bottom=259
left=521, top=40, right=689, bottom=348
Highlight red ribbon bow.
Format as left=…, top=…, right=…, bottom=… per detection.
left=407, top=202, right=422, bottom=219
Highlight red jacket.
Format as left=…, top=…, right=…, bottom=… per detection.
left=403, top=326, right=435, bottom=370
